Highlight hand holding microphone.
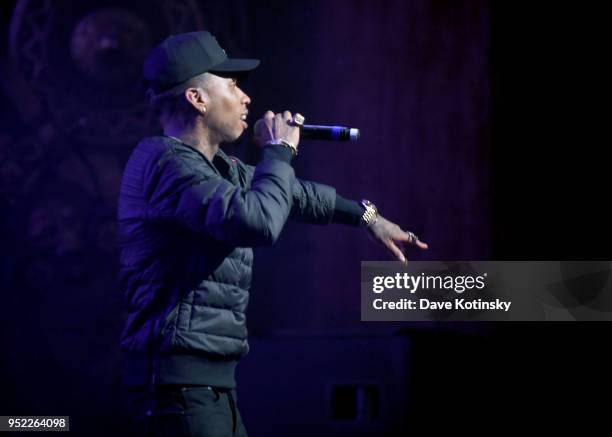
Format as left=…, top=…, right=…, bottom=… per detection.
left=253, top=110, right=301, bottom=155
left=288, top=113, right=360, bottom=141
left=253, top=111, right=360, bottom=156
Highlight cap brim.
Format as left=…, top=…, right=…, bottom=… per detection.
left=209, top=58, right=260, bottom=73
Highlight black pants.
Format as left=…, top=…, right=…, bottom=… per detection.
left=124, top=385, right=248, bottom=437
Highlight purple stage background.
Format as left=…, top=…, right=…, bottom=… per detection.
left=246, top=0, right=490, bottom=332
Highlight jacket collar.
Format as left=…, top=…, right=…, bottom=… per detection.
left=162, top=135, right=238, bottom=183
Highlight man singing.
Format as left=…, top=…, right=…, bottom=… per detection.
left=118, top=31, right=427, bottom=437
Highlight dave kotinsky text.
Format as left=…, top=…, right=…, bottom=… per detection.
left=370, top=272, right=512, bottom=313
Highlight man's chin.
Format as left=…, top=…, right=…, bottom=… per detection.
left=221, top=130, right=245, bottom=146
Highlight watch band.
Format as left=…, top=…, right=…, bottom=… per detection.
left=265, top=139, right=298, bottom=156
left=360, top=199, right=378, bottom=226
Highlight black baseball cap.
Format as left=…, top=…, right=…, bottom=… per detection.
left=143, top=31, right=260, bottom=94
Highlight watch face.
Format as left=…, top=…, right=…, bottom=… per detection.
left=361, top=200, right=376, bottom=212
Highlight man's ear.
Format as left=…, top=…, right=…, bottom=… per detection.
left=184, top=87, right=208, bottom=114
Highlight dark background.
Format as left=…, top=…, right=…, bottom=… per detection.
left=0, top=0, right=609, bottom=435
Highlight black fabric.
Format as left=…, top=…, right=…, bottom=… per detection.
left=124, top=351, right=239, bottom=389
left=261, top=143, right=293, bottom=163
left=118, top=136, right=337, bottom=387
left=332, top=194, right=363, bottom=226
left=124, top=385, right=248, bottom=437
left=144, top=31, right=260, bottom=94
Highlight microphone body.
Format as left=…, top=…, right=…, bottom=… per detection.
left=300, top=124, right=360, bottom=141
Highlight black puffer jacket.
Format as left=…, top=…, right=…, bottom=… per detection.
left=118, top=136, right=335, bottom=387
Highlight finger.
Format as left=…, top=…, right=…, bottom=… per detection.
left=397, top=241, right=409, bottom=263
left=255, top=118, right=274, bottom=142
left=401, top=231, right=429, bottom=250
left=264, top=110, right=275, bottom=119
left=273, top=112, right=287, bottom=130
left=398, top=240, right=408, bottom=253
left=252, top=120, right=263, bottom=138
left=415, top=239, right=429, bottom=250
left=385, top=240, right=407, bottom=264
left=394, top=236, right=428, bottom=253
left=397, top=232, right=412, bottom=243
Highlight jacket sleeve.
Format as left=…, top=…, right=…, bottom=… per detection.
left=240, top=163, right=336, bottom=225
left=290, top=178, right=336, bottom=224
left=146, top=147, right=295, bottom=247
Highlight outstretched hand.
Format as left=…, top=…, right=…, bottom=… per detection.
left=366, top=215, right=428, bottom=265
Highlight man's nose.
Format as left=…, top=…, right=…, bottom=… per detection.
left=241, top=89, right=251, bottom=105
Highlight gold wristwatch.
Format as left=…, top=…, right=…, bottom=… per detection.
left=360, top=199, right=378, bottom=227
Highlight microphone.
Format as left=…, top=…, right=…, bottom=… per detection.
left=300, top=124, right=360, bottom=141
